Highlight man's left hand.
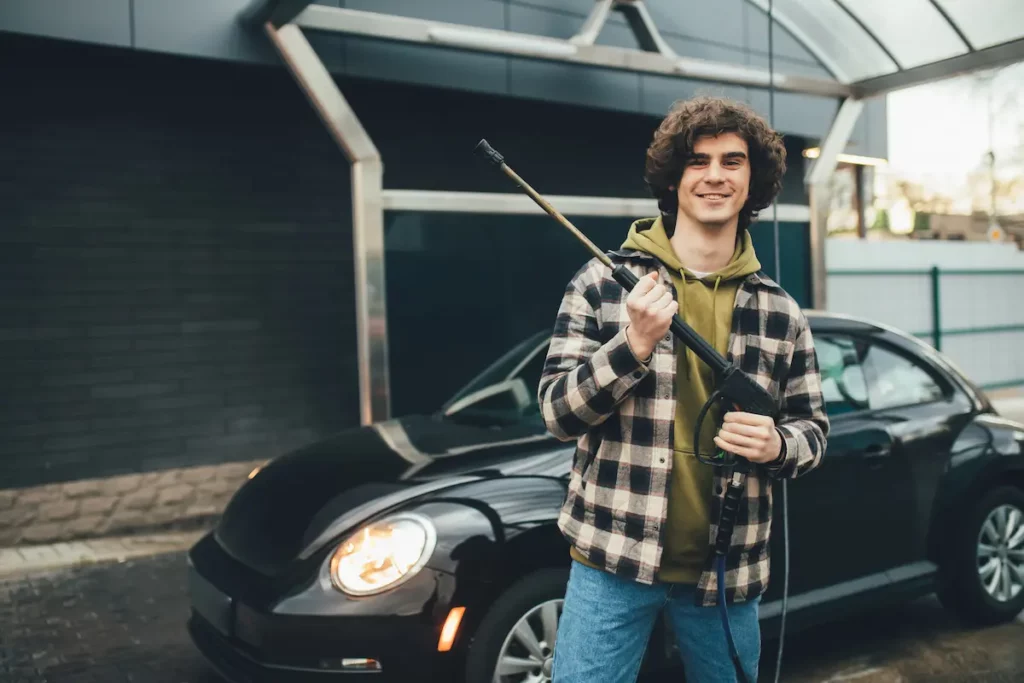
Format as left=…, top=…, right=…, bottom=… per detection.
left=714, top=411, right=782, bottom=464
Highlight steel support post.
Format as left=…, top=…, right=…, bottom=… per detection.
left=265, top=22, right=390, bottom=425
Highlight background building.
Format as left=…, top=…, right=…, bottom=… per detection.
left=0, top=0, right=890, bottom=544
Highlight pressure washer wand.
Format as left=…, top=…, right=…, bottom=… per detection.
left=474, top=138, right=777, bottom=432
left=474, top=139, right=732, bottom=376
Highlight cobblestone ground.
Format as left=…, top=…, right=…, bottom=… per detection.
left=0, top=552, right=218, bottom=683
left=1, top=552, right=1022, bottom=683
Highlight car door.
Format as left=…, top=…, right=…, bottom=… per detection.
left=856, top=336, right=975, bottom=573
left=771, top=332, right=900, bottom=596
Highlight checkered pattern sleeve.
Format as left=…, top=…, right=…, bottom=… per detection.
left=537, top=264, right=650, bottom=442
left=766, top=311, right=830, bottom=479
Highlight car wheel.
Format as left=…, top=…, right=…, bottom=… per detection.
left=464, top=567, right=568, bottom=683
left=939, top=485, right=1024, bottom=625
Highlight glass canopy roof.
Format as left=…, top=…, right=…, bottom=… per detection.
left=747, top=0, right=1024, bottom=84
left=260, top=0, right=1024, bottom=98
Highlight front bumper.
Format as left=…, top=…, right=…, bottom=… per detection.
left=188, top=610, right=438, bottom=682
left=185, top=534, right=464, bottom=682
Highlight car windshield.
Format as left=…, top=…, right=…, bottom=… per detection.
left=439, top=331, right=550, bottom=427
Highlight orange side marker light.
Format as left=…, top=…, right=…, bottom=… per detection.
left=438, top=606, right=466, bottom=652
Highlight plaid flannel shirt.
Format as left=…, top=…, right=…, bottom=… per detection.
left=538, top=245, right=829, bottom=607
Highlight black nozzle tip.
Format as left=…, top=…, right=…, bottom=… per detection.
left=475, top=138, right=504, bottom=166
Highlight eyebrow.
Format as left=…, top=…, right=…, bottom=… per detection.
left=691, top=151, right=748, bottom=160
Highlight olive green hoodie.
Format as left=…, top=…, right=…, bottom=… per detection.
left=624, top=215, right=762, bottom=583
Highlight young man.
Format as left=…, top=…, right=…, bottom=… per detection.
left=538, top=96, right=829, bottom=682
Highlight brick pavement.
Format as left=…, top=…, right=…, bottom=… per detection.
left=0, top=531, right=205, bottom=579
left=0, top=552, right=219, bottom=683
left=0, top=460, right=262, bottom=547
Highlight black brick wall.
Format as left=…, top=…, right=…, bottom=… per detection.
left=1, top=36, right=359, bottom=489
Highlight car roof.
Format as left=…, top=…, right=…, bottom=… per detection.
left=803, top=309, right=888, bottom=334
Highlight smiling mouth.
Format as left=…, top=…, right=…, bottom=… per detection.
left=697, top=193, right=730, bottom=200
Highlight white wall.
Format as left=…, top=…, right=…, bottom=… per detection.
left=825, top=237, right=1024, bottom=391
left=826, top=237, right=1024, bottom=270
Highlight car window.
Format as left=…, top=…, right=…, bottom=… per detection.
left=445, top=332, right=546, bottom=407
left=814, top=335, right=869, bottom=417
left=860, top=342, right=945, bottom=410
left=443, top=336, right=549, bottom=427
left=515, top=343, right=548, bottom=418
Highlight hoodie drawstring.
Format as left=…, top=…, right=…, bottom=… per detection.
left=711, top=275, right=721, bottom=350
left=679, top=270, right=690, bottom=379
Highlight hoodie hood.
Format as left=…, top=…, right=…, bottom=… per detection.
left=619, top=215, right=761, bottom=354
left=620, top=215, right=761, bottom=282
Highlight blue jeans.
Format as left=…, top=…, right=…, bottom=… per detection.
left=551, top=560, right=761, bottom=683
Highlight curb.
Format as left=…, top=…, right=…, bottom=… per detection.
left=0, top=529, right=207, bottom=579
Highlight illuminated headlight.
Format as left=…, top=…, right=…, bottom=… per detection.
left=329, top=513, right=436, bottom=596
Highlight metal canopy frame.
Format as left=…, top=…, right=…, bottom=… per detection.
left=246, top=0, right=1024, bottom=424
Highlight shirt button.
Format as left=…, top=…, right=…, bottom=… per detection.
left=659, top=457, right=665, bottom=463
left=632, top=370, right=643, bottom=379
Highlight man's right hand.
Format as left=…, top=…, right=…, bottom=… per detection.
left=625, top=271, right=678, bottom=361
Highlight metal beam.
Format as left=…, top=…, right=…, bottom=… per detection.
left=615, top=0, right=678, bottom=59
left=805, top=98, right=865, bottom=187
left=570, top=0, right=615, bottom=47
left=380, top=189, right=811, bottom=222
left=805, top=98, right=865, bottom=311
left=240, top=0, right=313, bottom=28
left=926, top=0, right=975, bottom=52
left=744, top=0, right=847, bottom=82
left=292, top=5, right=853, bottom=98
left=264, top=22, right=390, bottom=426
left=851, top=37, right=1024, bottom=98
left=832, top=0, right=902, bottom=71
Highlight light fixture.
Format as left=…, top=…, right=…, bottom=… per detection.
left=803, top=147, right=888, bottom=167
left=329, top=513, right=437, bottom=596
left=427, top=26, right=579, bottom=59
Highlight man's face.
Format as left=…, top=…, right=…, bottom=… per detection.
left=674, top=132, right=751, bottom=229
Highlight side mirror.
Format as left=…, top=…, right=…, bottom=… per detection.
left=443, top=377, right=531, bottom=417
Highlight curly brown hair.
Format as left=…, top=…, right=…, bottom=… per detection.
left=644, top=96, right=787, bottom=232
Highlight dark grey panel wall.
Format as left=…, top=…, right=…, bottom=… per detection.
left=0, top=0, right=131, bottom=47
left=0, top=0, right=887, bottom=156
left=133, top=0, right=276, bottom=63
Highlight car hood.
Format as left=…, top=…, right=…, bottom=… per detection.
left=214, top=414, right=558, bottom=577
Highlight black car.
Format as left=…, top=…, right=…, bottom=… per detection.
left=187, top=311, right=1024, bottom=683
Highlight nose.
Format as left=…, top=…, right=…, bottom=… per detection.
left=704, top=162, right=724, bottom=182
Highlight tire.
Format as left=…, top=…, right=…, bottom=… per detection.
left=464, top=567, right=569, bottom=683
left=938, top=485, right=1024, bottom=625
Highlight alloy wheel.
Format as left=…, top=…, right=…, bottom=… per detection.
left=492, top=598, right=562, bottom=683
left=977, top=503, right=1024, bottom=602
